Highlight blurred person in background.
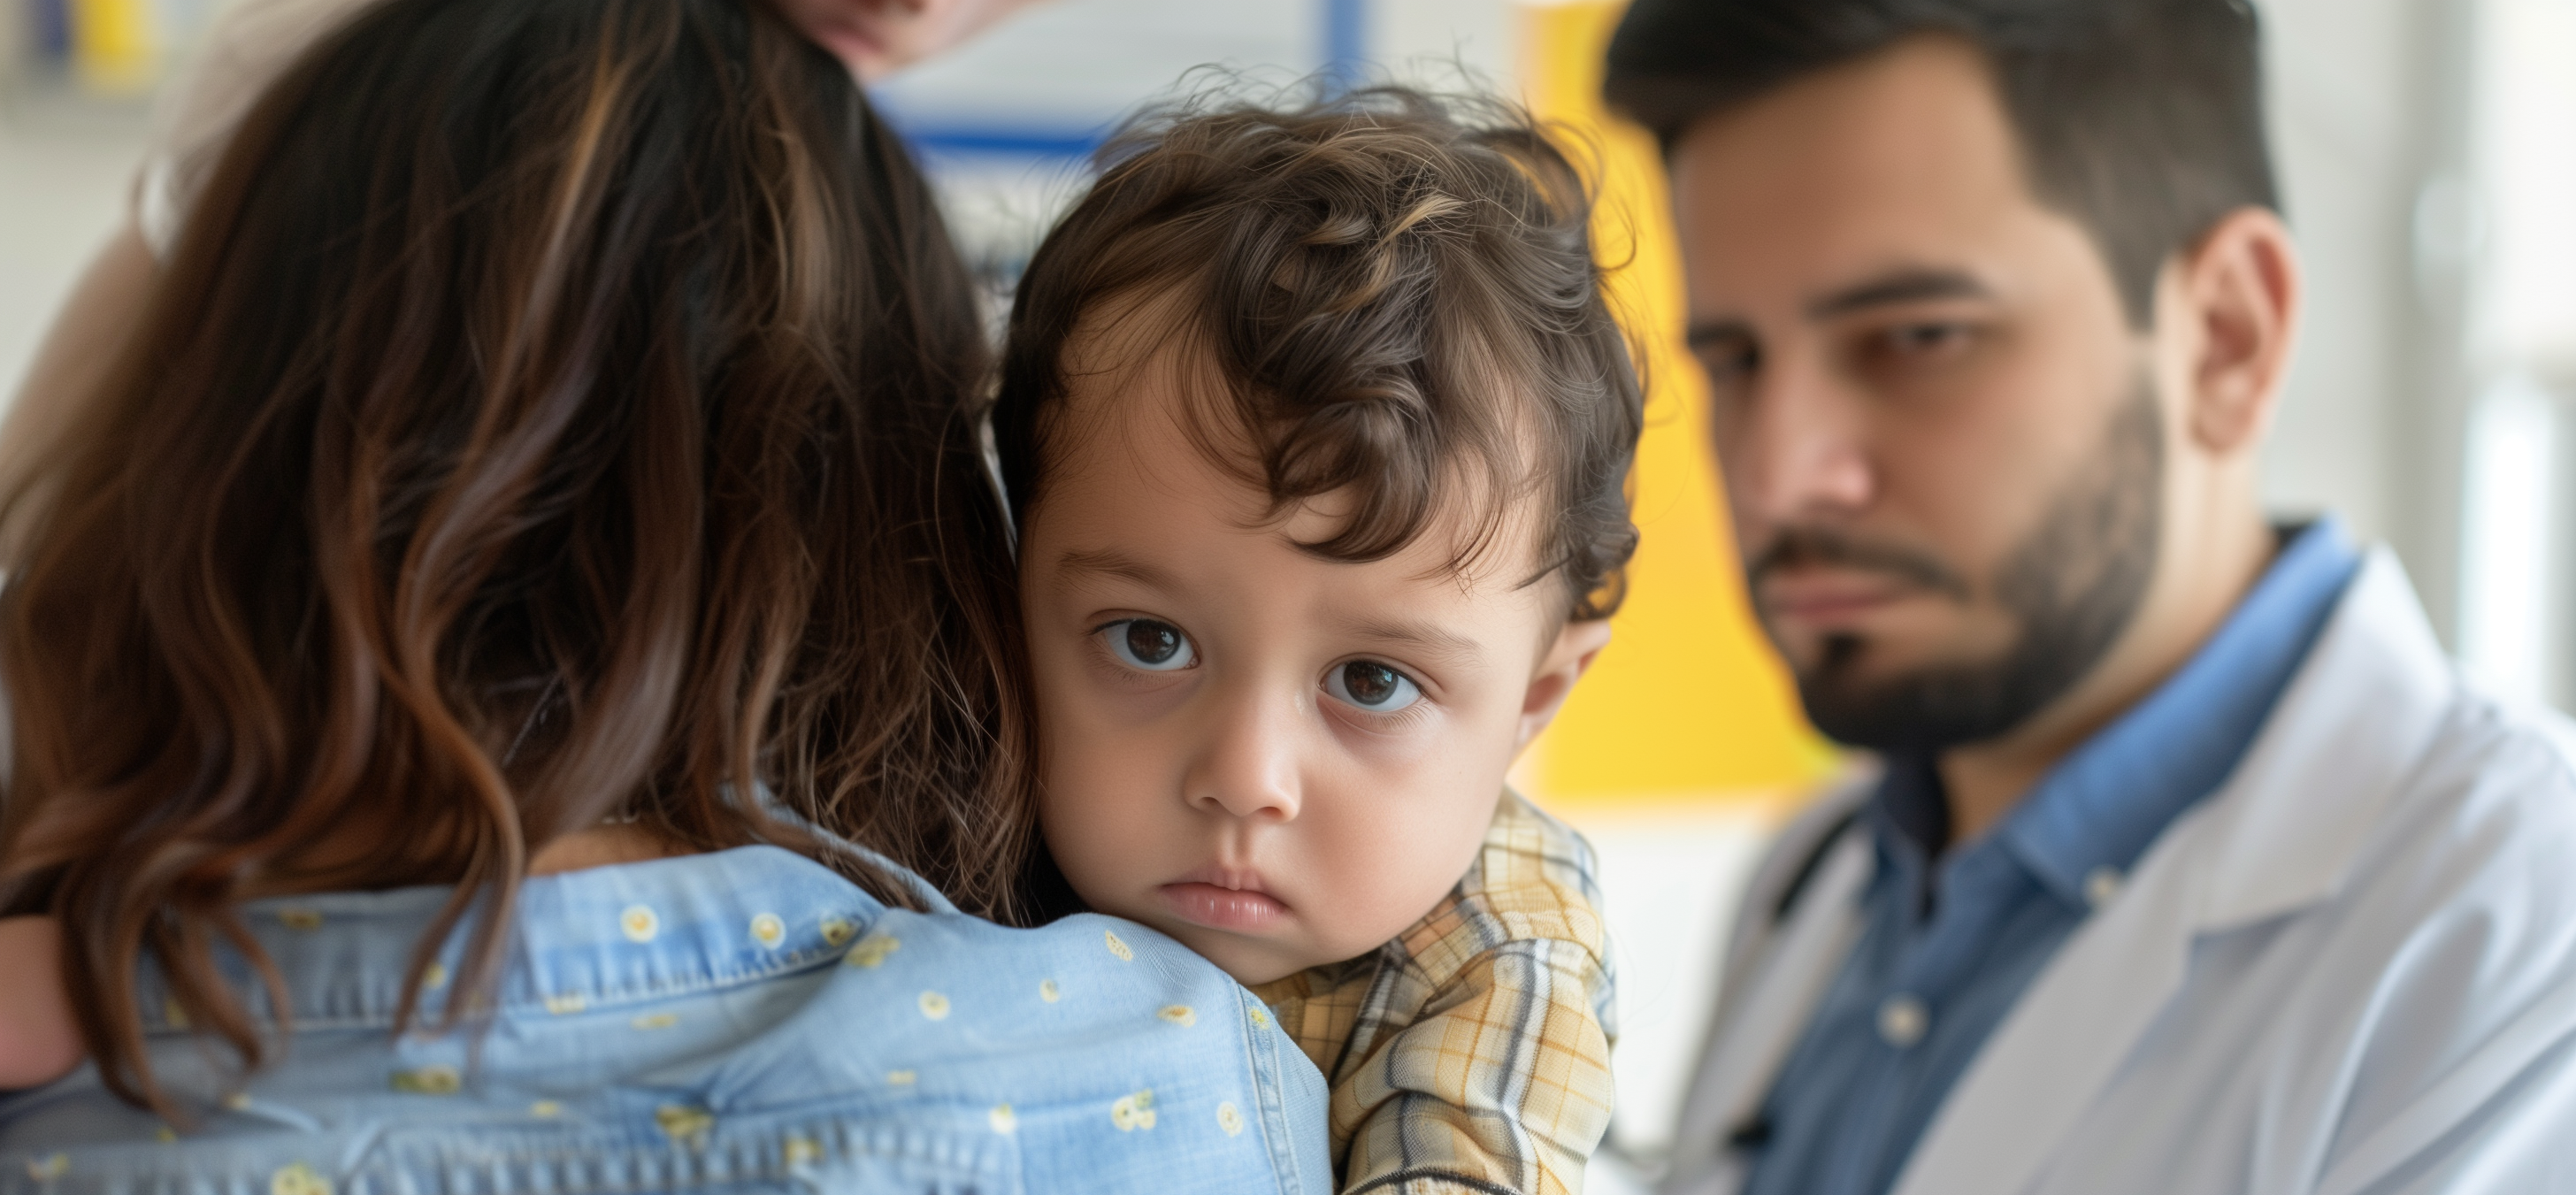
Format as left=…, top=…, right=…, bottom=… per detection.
left=1605, top=2, right=2576, bottom=1193
left=0, top=0, right=1044, bottom=517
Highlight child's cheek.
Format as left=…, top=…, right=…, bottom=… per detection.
left=1030, top=641, right=1157, bottom=913
left=1035, top=735, right=1166, bottom=915
left=1322, top=823, right=1485, bottom=958
left=1324, top=708, right=1448, bottom=770
left=1301, top=763, right=1499, bottom=957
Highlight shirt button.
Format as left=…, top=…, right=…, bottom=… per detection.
left=1878, top=994, right=1930, bottom=1048
left=2084, top=866, right=2124, bottom=908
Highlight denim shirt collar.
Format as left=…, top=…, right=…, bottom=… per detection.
left=1879, top=518, right=2365, bottom=911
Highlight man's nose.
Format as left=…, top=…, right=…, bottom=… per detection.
left=1184, top=686, right=1303, bottom=823
left=1731, top=350, right=1877, bottom=521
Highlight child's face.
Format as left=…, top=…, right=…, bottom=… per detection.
left=1018, top=352, right=1608, bottom=985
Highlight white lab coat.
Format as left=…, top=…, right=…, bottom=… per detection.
left=1660, top=548, right=2576, bottom=1195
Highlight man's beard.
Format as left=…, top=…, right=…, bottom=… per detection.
left=1757, top=379, right=2165, bottom=755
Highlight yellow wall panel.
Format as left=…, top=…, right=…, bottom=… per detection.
left=73, top=0, right=160, bottom=94
left=1514, top=0, right=1836, bottom=811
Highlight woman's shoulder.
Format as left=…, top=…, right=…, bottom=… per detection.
left=0, top=848, right=1334, bottom=1195
left=761, top=906, right=1335, bottom=1193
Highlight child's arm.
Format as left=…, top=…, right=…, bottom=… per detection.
left=1330, top=936, right=1614, bottom=1194
left=1259, top=794, right=1618, bottom=1195
left=0, top=916, right=85, bottom=1088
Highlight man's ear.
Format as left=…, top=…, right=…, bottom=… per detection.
left=2173, top=205, right=2301, bottom=456
left=1518, top=619, right=1614, bottom=751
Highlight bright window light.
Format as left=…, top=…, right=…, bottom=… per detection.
left=2457, top=376, right=2559, bottom=704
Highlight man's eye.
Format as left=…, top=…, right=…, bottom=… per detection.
left=1881, top=323, right=1972, bottom=354
left=1102, top=619, right=1195, bottom=671
left=1323, top=660, right=1422, bottom=714
left=1694, top=336, right=1761, bottom=385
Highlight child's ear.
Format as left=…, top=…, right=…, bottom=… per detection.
left=1518, top=619, right=1614, bottom=751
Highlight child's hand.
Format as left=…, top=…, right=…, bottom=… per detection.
left=0, top=916, right=83, bottom=1088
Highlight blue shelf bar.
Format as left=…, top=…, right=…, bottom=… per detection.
left=1322, top=0, right=1367, bottom=92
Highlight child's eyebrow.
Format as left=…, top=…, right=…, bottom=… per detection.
left=1340, top=618, right=1485, bottom=670
left=1050, top=548, right=1175, bottom=590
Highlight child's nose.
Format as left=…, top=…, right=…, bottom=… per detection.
left=1185, top=689, right=1302, bottom=822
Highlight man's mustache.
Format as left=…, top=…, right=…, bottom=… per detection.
left=1748, top=526, right=1974, bottom=602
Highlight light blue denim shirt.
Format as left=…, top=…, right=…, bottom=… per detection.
left=0, top=845, right=1332, bottom=1194
left=1741, top=519, right=2365, bottom=1195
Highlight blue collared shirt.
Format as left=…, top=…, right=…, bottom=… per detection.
left=0, top=844, right=1334, bottom=1194
left=1741, top=520, right=2364, bottom=1195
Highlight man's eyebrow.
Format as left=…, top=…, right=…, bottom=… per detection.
left=1685, top=317, right=1755, bottom=352
left=1806, top=268, right=1995, bottom=319
left=1051, top=548, right=1174, bottom=589
left=1684, top=269, right=1996, bottom=349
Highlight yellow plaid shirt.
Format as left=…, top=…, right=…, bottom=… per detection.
left=1253, top=792, right=1617, bottom=1195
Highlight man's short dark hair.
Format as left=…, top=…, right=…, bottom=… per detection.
left=1604, top=0, right=2278, bottom=326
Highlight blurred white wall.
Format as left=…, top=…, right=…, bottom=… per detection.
left=2453, top=0, right=2576, bottom=709
left=0, top=99, right=145, bottom=411
left=2258, top=0, right=2465, bottom=627
left=2254, top=0, right=2576, bottom=713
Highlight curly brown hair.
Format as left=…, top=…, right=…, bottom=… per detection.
left=991, top=87, right=1644, bottom=621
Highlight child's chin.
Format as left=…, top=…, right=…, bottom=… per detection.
left=1170, top=930, right=1313, bottom=988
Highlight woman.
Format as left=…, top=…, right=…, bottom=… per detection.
left=0, top=1, right=1326, bottom=1187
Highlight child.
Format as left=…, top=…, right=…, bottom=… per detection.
left=992, top=88, right=1645, bottom=1194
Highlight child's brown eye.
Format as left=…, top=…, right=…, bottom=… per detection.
left=1343, top=663, right=1397, bottom=704
left=1325, top=660, right=1421, bottom=713
left=1102, top=619, right=1195, bottom=671
left=1126, top=622, right=1179, bottom=663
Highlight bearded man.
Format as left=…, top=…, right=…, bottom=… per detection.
left=1606, top=3, right=2576, bottom=1193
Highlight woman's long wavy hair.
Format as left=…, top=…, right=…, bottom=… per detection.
left=0, top=0, right=1034, bottom=1113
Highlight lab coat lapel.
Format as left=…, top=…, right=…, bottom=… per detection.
left=1890, top=550, right=2456, bottom=1195
left=1665, top=827, right=1872, bottom=1195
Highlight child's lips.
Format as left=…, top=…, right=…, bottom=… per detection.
left=1159, top=880, right=1289, bottom=932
